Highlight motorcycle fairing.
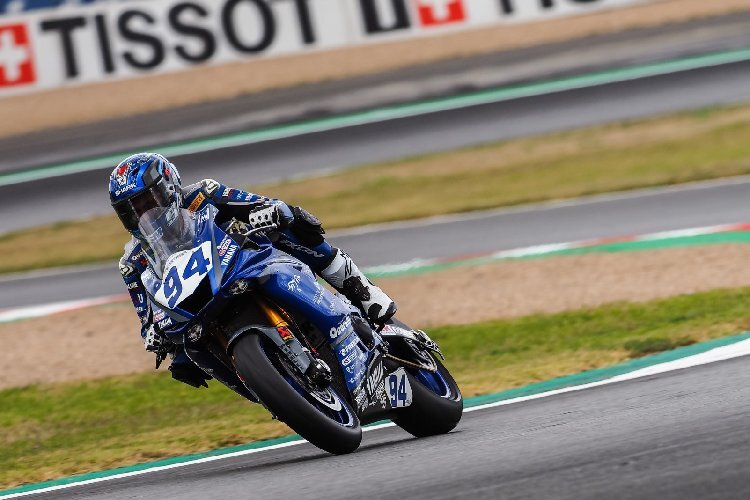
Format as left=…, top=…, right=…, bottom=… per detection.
left=141, top=205, right=240, bottom=323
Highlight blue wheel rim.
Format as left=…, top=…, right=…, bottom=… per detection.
left=416, top=367, right=451, bottom=398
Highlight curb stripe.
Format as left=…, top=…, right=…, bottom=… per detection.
left=365, top=222, right=750, bottom=278
left=0, top=295, right=127, bottom=324
left=2, top=47, right=750, bottom=188
left=3, top=222, right=750, bottom=324
left=3, top=331, right=750, bottom=498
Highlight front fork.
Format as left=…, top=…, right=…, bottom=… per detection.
left=240, top=297, right=333, bottom=388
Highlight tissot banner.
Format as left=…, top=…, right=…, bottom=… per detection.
left=0, top=0, right=647, bottom=96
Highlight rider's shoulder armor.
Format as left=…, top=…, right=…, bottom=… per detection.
left=182, top=179, right=222, bottom=213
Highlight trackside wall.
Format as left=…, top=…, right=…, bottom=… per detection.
left=0, top=0, right=648, bottom=96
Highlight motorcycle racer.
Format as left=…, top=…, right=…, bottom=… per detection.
left=110, top=152, right=396, bottom=388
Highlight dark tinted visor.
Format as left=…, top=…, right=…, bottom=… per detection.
left=113, top=180, right=172, bottom=232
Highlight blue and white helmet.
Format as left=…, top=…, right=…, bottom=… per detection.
left=109, top=153, right=182, bottom=235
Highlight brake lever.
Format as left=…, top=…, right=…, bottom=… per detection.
left=242, top=223, right=280, bottom=238
left=155, top=350, right=167, bottom=370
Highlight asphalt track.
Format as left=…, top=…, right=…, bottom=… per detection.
left=26, top=355, right=750, bottom=500
left=4, top=175, right=750, bottom=309
left=5, top=24, right=750, bottom=500
left=3, top=56, right=750, bottom=235
left=5, top=55, right=750, bottom=308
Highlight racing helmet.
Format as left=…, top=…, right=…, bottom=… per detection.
left=109, top=153, right=183, bottom=235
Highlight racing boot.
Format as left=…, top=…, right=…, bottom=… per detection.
left=321, top=250, right=397, bottom=325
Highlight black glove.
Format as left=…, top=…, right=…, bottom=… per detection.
left=168, top=362, right=211, bottom=389
left=144, top=325, right=177, bottom=369
left=143, top=325, right=166, bottom=352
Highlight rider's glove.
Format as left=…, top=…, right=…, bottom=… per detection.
left=144, top=325, right=176, bottom=369
left=247, top=204, right=284, bottom=231
left=143, top=325, right=169, bottom=352
left=169, top=361, right=211, bottom=389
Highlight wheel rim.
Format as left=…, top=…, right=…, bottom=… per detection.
left=416, top=367, right=453, bottom=399
left=262, top=339, right=357, bottom=428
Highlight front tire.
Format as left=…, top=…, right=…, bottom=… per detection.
left=233, top=333, right=362, bottom=455
left=394, top=356, right=463, bottom=437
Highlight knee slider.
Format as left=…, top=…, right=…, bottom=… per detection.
left=289, top=206, right=325, bottom=247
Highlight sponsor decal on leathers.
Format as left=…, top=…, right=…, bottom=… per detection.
left=187, top=192, right=206, bottom=212
left=1, top=0, right=645, bottom=95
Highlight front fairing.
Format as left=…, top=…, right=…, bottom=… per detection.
left=140, top=205, right=245, bottom=325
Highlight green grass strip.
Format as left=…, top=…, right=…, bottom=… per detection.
left=3, top=330, right=749, bottom=498
left=6, top=286, right=750, bottom=493
left=466, top=331, right=750, bottom=407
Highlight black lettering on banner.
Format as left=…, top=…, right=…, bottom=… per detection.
left=280, top=0, right=315, bottom=45
left=358, top=0, right=410, bottom=34
left=500, top=0, right=602, bottom=14
left=118, top=10, right=166, bottom=70
left=499, top=0, right=514, bottom=14
left=94, top=14, right=115, bottom=74
left=222, top=0, right=275, bottom=54
left=169, top=2, right=217, bottom=63
left=40, top=17, right=86, bottom=79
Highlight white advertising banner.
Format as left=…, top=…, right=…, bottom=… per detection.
left=0, top=0, right=648, bottom=96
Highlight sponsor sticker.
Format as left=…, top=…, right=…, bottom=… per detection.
left=221, top=244, right=237, bottom=266
left=313, top=284, right=324, bottom=305
left=276, top=325, right=293, bottom=342
left=114, top=183, right=137, bottom=196
left=217, top=237, right=232, bottom=257
left=187, top=193, right=206, bottom=213
left=0, top=23, right=35, bottom=87
left=286, top=275, right=302, bottom=293
left=366, top=361, right=384, bottom=396
left=330, top=316, right=352, bottom=340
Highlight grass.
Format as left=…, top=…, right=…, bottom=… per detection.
left=4, top=286, right=750, bottom=489
left=3, top=102, right=750, bottom=274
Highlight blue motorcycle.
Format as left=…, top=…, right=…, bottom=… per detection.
left=138, top=204, right=462, bottom=454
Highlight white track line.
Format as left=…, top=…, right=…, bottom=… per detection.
left=4, top=338, right=750, bottom=498
left=0, top=295, right=127, bottom=324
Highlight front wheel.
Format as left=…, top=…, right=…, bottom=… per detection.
left=394, top=356, right=463, bottom=437
left=233, top=333, right=362, bottom=455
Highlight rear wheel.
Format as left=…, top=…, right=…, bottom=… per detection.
left=233, top=333, right=362, bottom=455
left=394, top=355, right=463, bottom=437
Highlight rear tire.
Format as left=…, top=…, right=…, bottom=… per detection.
left=234, top=333, right=362, bottom=455
left=394, top=356, right=463, bottom=437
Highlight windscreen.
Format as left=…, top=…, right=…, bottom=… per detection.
left=138, top=206, right=197, bottom=278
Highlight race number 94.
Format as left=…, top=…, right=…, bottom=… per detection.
left=162, top=245, right=211, bottom=308
left=388, top=368, right=413, bottom=408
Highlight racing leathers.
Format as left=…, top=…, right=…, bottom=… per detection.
left=119, top=179, right=395, bottom=387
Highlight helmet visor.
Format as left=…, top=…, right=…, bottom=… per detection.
left=113, top=179, right=172, bottom=232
